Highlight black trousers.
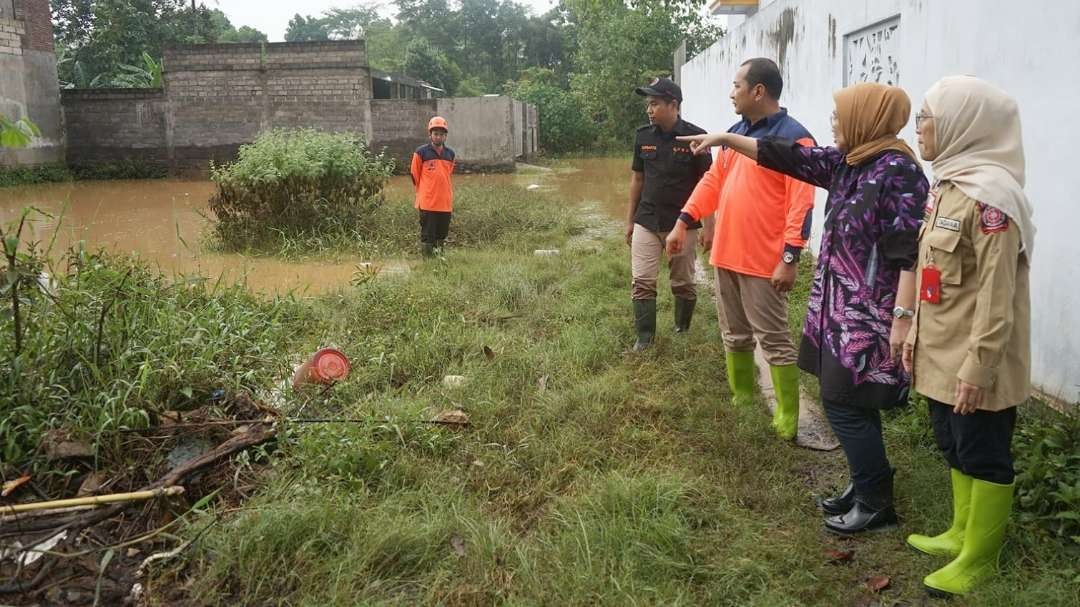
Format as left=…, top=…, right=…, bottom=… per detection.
left=823, top=400, right=892, bottom=494
left=929, top=399, right=1016, bottom=484
left=419, top=210, right=452, bottom=245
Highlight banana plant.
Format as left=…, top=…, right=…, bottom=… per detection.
left=113, top=52, right=164, bottom=88
left=0, top=114, right=40, bottom=148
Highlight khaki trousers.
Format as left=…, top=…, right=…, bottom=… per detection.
left=631, top=223, right=697, bottom=300
left=713, top=267, right=797, bottom=366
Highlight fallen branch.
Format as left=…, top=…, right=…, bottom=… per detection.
left=0, top=486, right=184, bottom=516
left=0, top=504, right=97, bottom=526
left=1, top=422, right=276, bottom=536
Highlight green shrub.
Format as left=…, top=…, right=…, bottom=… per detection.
left=70, top=158, right=167, bottom=180
left=0, top=163, right=73, bottom=187
left=1014, top=404, right=1080, bottom=545
left=208, top=129, right=394, bottom=250
left=508, top=69, right=598, bottom=154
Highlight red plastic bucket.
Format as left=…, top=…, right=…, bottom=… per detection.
left=292, top=348, right=350, bottom=389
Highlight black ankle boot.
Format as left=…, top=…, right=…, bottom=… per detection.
left=824, top=477, right=898, bottom=535
left=818, top=482, right=855, bottom=516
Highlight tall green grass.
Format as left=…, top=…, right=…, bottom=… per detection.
left=0, top=246, right=299, bottom=466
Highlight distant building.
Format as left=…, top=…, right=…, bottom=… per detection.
left=370, top=69, right=444, bottom=100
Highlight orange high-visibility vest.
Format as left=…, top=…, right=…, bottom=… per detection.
left=410, top=143, right=456, bottom=212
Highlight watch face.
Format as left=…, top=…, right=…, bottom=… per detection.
left=783, top=252, right=795, bottom=264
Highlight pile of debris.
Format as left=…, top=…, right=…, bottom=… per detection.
left=0, top=393, right=280, bottom=605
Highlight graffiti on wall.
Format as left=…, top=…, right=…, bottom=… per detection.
left=844, top=16, right=901, bottom=86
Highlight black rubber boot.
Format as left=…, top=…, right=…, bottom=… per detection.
left=818, top=482, right=855, bottom=516
left=421, top=243, right=435, bottom=258
left=819, top=468, right=896, bottom=515
left=824, top=476, right=898, bottom=535
left=673, top=297, right=696, bottom=333
left=631, top=299, right=657, bottom=352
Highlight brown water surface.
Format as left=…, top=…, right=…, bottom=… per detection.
left=0, top=157, right=627, bottom=294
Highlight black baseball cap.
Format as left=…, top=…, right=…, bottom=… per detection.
left=635, top=77, right=682, bottom=103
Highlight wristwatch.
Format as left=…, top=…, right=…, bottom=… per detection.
left=782, top=251, right=796, bottom=264
left=892, top=306, right=914, bottom=319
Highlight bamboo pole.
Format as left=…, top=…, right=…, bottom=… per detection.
left=0, top=486, right=184, bottom=515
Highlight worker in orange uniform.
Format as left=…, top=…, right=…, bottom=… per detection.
left=666, top=58, right=816, bottom=440
left=410, top=116, right=456, bottom=257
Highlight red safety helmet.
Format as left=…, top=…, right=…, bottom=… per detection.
left=427, top=116, right=449, bottom=132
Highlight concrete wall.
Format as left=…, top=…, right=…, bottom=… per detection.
left=369, top=98, right=437, bottom=171
left=368, top=96, right=538, bottom=173
left=680, top=0, right=1080, bottom=403
left=436, top=97, right=519, bottom=172
left=0, top=0, right=63, bottom=166
left=62, top=89, right=168, bottom=167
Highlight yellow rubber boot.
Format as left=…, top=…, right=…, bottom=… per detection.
left=725, top=351, right=755, bottom=406
left=907, top=469, right=973, bottom=557
left=769, top=364, right=800, bottom=440
left=923, top=479, right=1014, bottom=596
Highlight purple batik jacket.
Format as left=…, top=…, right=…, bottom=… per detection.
left=758, top=138, right=928, bottom=408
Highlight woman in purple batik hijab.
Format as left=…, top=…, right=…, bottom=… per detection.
left=679, top=83, right=928, bottom=535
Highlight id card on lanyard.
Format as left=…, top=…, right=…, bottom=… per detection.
left=920, top=264, right=941, bottom=304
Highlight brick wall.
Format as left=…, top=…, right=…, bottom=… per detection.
left=59, top=41, right=532, bottom=173
left=0, top=18, right=23, bottom=56
left=14, top=0, right=52, bottom=52
left=163, top=41, right=372, bottom=167
left=0, top=0, right=63, bottom=167
left=61, top=89, right=169, bottom=167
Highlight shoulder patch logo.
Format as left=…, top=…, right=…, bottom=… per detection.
left=978, top=202, right=1009, bottom=234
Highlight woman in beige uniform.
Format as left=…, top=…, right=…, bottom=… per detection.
left=902, top=76, right=1035, bottom=597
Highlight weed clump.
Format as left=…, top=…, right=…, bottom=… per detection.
left=208, top=129, right=394, bottom=250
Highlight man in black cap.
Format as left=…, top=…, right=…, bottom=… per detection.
left=626, top=77, right=712, bottom=352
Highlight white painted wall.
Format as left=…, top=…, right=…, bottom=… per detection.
left=681, top=0, right=1080, bottom=403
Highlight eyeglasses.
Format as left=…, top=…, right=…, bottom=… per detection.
left=915, top=111, right=933, bottom=128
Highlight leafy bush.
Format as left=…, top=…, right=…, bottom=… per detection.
left=208, top=129, right=394, bottom=250
left=1014, top=405, right=1080, bottom=545
left=508, top=69, right=597, bottom=154
left=0, top=163, right=73, bottom=187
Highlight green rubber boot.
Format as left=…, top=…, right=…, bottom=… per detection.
left=923, top=479, right=1014, bottom=597
left=769, top=364, right=800, bottom=440
left=631, top=299, right=657, bottom=353
left=907, top=469, right=973, bottom=558
left=725, top=351, right=755, bottom=406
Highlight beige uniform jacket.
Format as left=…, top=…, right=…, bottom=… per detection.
left=906, top=182, right=1031, bottom=411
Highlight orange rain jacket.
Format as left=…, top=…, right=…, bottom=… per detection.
left=411, top=143, right=456, bottom=212
left=680, top=109, right=816, bottom=278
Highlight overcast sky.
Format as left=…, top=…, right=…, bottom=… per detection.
left=212, top=0, right=559, bottom=42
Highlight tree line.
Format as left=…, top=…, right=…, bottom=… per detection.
left=49, top=1, right=723, bottom=152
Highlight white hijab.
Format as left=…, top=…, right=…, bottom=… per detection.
left=925, top=76, right=1035, bottom=259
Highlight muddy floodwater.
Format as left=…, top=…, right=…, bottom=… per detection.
left=0, top=158, right=628, bottom=294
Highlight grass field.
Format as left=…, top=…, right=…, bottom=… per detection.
left=3, top=181, right=1075, bottom=606
left=169, top=185, right=1077, bottom=606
